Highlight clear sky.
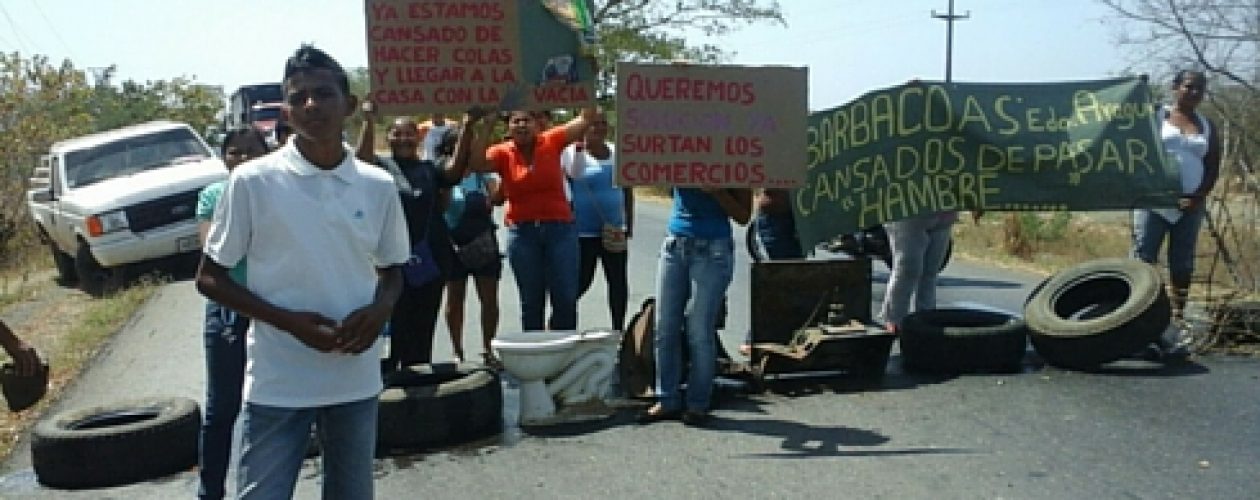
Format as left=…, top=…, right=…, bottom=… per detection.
left=0, top=0, right=1133, bottom=110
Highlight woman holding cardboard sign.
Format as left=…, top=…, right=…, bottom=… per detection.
left=639, top=187, right=751, bottom=427
left=479, top=105, right=600, bottom=331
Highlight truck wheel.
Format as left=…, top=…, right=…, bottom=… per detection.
left=50, top=244, right=78, bottom=285
left=900, top=308, right=1029, bottom=374
left=32, top=397, right=200, bottom=489
left=376, top=362, right=501, bottom=454
left=1024, top=258, right=1169, bottom=370
left=75, top=244, right=121, bottom=296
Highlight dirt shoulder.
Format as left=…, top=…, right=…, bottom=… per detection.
left=0, top=270, right=155, bottom=461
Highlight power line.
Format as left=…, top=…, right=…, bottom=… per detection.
left=931, top=0, right=970, bottom=83
left=31, top=0, right=74, bottom=59
left=0, top=3, right=35, bottom=54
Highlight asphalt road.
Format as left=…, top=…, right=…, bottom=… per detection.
left=1, top=200, right=1258, bottom=499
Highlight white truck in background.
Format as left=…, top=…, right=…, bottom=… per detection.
left=26, top=121, right=227, bottom=295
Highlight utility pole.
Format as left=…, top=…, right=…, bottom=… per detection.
left=932, top=0, right=970, bottom=82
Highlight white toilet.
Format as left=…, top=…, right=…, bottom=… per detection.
left=492, top=329, right=622, bottom=425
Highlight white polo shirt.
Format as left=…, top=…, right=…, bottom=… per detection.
left=205, top=142, right=409, bottom=408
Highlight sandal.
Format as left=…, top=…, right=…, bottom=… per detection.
left=636, top=404, right=680, bottom=424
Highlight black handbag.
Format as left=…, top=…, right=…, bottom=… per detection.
left=452, top=174, right=499, bottom=269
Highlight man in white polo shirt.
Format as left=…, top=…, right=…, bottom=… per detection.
left=196, top=45, right=408, bottom=499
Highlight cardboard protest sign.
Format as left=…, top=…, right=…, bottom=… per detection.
left=364, top=0, right=596, bottom=114
left=794, top=77, right=1180, bottom=249
left=614, top=62, right=808, bottom=188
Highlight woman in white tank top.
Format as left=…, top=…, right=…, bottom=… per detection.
left=1131, top=70, right=1221, bottom=358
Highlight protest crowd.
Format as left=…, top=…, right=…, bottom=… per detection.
left=178, top=36, right=1220, bottom=497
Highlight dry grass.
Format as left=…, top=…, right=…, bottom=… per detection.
left=951, top=211, right=1134, bottom=277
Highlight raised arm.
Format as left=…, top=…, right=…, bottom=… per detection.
left=562, top=105, right=600, bottom=144
left=440, top=108, right=492, bottom=184
left=355, top=100, right=378, bottom=164
left=471, top=117, right=501, bottom=174
left=0, top=319, right=42, bottom=378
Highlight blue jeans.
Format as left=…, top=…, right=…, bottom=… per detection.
left=654, top=235, right=734, bottom=413
left=507, top=221, right=579, bottom=330
left=880, top=213, right=955, bottom=325
left=1133, top=207, right=1205, bottom=283
left=199, top=301, right=248, bottom=500
left=236, top=397, right=377, bottom=500
left=755, top=212, right=804, bottom=259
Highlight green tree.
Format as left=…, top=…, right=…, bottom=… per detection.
left=0, top=52, right=225, bottom=270
left=589, top=0, right=786, bottom=97
left=91, top=70, right=222, bottom=136
left=0, top=53, right=96, bottom=267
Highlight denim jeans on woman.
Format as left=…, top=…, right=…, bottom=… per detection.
left=507, top=221, right=579, bottom=331
left=654, top=235, right=734, bottom=413
left=880, top=212, right=955, bottom=326
left=235, top=397, right=377, bottom=499
left=1132, top=206, right=1206, bottom=283
left=198, top=301, right=248, bottom=500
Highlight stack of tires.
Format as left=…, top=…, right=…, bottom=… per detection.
left=1023, top=258, right=1170, bottom=370
left=376, top=362, right=502, bottom=453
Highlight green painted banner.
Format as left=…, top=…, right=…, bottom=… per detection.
left=794, top=77, right=1181, bottom=250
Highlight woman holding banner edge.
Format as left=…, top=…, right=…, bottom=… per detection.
left=1132, top=69, right=1221, bottom=359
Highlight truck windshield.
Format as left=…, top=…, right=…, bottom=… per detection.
left=63, top=128, right=211, bottom=189
left=251, top=107, right=282, bottom=121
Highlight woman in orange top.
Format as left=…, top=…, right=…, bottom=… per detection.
left=480, top=106, right=599, bottom=331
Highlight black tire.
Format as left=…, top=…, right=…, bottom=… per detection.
left=1024, top=276, right=1052, bottom=307
left=745, top=216, right=765, bottom=262
left=900, top=308, right=1029, bottom=374
left=1025, top=258, right=1170, bottom=370
left=49, top=244, right=77, bottom=285
left=32, top=397, right=200, bottom=489
left=74, top=243, right=121, bottom=297
left=377, top=362, right=501, bottom=452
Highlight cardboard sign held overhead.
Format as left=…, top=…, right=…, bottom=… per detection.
left=364, top=0, right=596, bottom=114
left=614, top=62, right=808, bottom=188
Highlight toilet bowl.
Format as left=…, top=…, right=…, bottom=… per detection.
left=493, top=329, right=622, bottom=425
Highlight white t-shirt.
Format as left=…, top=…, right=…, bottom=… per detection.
left=420, top=122, right=452, bottom=161
left=205, top=142, right=410, bottom=408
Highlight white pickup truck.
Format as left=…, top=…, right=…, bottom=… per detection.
left=27, top=121, right=227, bottom=295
